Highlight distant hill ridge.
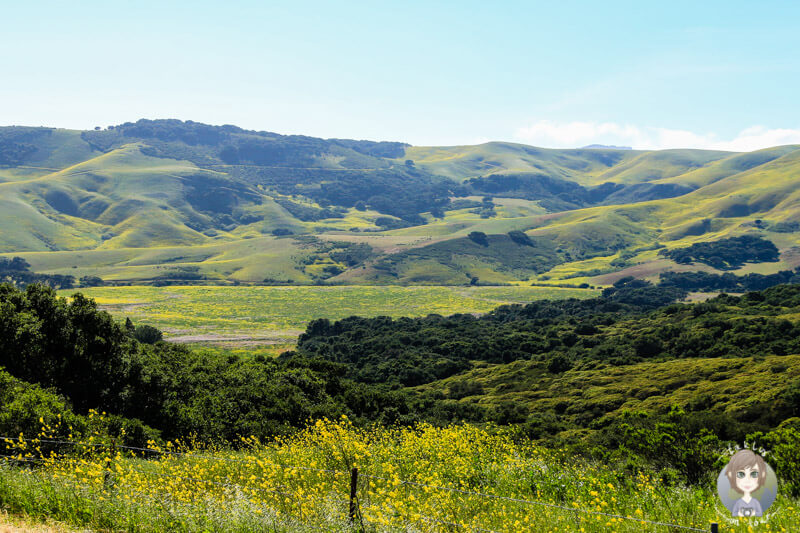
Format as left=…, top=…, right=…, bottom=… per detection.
left=581, top=144, right=633, bottom=150
left=1, top=119, right=799, bottom=286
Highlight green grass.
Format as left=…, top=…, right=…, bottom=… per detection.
left=60, top=285, right=599, bottom=346
left=590, top=148, right=732, bottom=185
left=402, top=142, right=644, bottom=185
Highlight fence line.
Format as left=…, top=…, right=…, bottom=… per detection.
left=359, top=472, right=708, bottom=532
left=0, top=437, right=717, bottom=532
left=1, top=455, right=333, bottom=532
left=0, top=453, right=45, bottom=466
left=0, top=436, right=345, bottom=476
left=361, top=504, right=502, bottom=533
left=0, top=450, right=350, bottom=509
left=122, top=463, right=351, bottom=506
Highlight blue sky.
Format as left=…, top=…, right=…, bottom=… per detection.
left=2, top=0, right=799, bottom=149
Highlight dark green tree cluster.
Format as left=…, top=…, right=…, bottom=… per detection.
left=0, top=284, right=430, bottom=443
left=602, top=277, right=688, bottom=309
left=292, top=284, right=800, bottom=387
left=274, top=197, right=346, bottom=221
left=0, top=127, right=51, bottom=165
left=658, top=235, right=779, bottom=270
left=659, top=268, right=800, bottom=292
left=0, top=257, right=75, bottom=289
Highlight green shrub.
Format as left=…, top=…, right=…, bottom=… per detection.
left=748, top=424, right=800, bottom=497
left=133, top=325, right=163, bottom=344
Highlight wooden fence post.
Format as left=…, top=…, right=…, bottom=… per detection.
left=104, top=438, right=116, bottom=490
left=349, top=467, right=359, bottom=525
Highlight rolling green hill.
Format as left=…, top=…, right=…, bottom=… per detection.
left=1, top=120, right=800, bottom=286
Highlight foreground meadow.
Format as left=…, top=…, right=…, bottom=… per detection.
left=59, top=285, right=598, bottom=348
left=2, top=418, right=796, bottom=533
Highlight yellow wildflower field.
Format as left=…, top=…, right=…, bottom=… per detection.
left=2, top=417, right=797, bottom=532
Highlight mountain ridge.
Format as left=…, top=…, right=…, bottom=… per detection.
left=1, top=119, right=799, bottom=287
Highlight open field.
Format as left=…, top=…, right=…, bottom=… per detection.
left=60, top=285, right=599, bottom=348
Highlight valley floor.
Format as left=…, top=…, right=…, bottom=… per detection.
left=59, top=284, right=598, bottom=352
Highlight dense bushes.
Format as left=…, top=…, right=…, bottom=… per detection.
left=0, top=367, right=159, bottom=447
left=749, top=423, right=800, bottom=497
left=0, top=127, right=50, bottom=165
left=293, top=283, right=800, bottom=388
left=602, top=277, right=688, bottom=309
left=588, top=408, right=758, bottom=486
left=0, top=369, right=86, bottom=440
left=658, top=235, right=779, bottom=269
left=0, top=284, right=423, bottom=443
left=0, top=257, right=75, bottom=289
left=659, top=268, right=800, bottom=292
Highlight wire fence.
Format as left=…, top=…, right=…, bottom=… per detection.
left=0, top=436, right=718, bottom=532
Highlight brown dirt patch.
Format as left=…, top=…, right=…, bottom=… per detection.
left=167, top=332, right=302, bottom=345
left=0, top=510, right=84, bottom=532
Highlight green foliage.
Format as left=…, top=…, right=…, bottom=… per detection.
left=82, top=119, right=454, bottom=223
left=507, top=230, right=534, bottom=246
left=602, top=277, right=688, bottom=309
left=748, top=424, right=800, bottom=497
left=274, top=197, right=345, bottom=221
left=327, top=242, right=373, bottom=266
left=2, top=120, right=800, bottom=291
left=592, top=407, right=728, bottom=486
left=374, top=232, right=561, bottom=283
left=0, top=368, right=85, bottom=439
left=0, top=367, right=159, bottom=447
left=5, top=280, right=800, bottom=495
left=0, top=127, right=51, bottom=165
left=294, top=284, right=800, bottom=396
left=132, top=324, right=163, bottom=344
left=462, top=172, right=693, bottom=211
left=0, top=257, right=30, bottom=271
left=659, top=235, right=780, bottom=270
left=547, top=354, right=572, bottom=373
left=0, top=284, right=419, bottom=442
left=659, top=268, right=800, bottom=292
left=79, top=275, right=104, bottom=287
left=374, top=216, right=412, bottom=229
left=468, top=231, right=489, bottom=247
left=0, top=258, right=74, bottom=289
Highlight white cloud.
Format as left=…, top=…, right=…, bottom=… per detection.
left=513, top=120, right=800, bottom=151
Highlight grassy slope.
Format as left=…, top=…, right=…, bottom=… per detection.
left=3, top=126, right=800, bottom=285
left=590, top=148, right=732, bottom=185
left=404, top=142, right=642, bottom=184
left=509, top=146, right=800, bottom=284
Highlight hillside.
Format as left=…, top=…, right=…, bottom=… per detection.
left=1, top=120, right=800, bottom=286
